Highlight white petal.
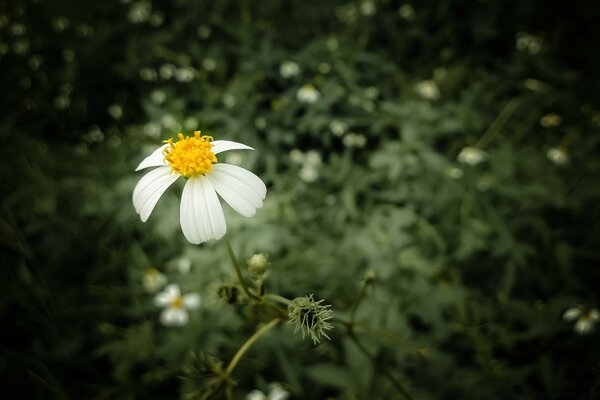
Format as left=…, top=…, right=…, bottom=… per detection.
left=563, top=307, right=582, bottom=321
left=132, top=166, right=179, bottom=222
left=211, top=140, right=254, bottom=155
left=183, top=293, right=201, bottom=309
left=268, top=384, right=290, bottom=400
left=180, top=176, right=227, bottom=244
left=135, top=144, right=169, bottom=171
left=153, top=284, right=180, bottom=307
left=246, top=390, right=268, bottom=400
left=589, top=309, right=600, bottom=322
left=206, top=163, right=267, bottom=218
left=160, top=308, right=188, bottom=326
left=575, top=318, right=593, bottom=335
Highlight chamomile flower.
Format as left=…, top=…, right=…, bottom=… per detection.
left=563, top=306, right=599, bottom=335
left=154, top=284, right=201, bottom=327
left=133, top=131, right=267, bottom=244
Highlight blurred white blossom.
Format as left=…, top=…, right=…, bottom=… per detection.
left=446, top=166, right=464, bottom=180
left=458, top=146, right=487, bottom=166
left=516, top=32, right=542, bottom=54
left=175, top=67, right=195, bottom=82
left=108, top=104, right=123, bottom=119
left=297, top=84, right=320, bottom=103
left=142, top=268, right=167, bottom=293
left=159, top=63, right=176, bottom=80
left=563, top=306, right=599, bottom=335
left=246, top=383, right=290, bottom=400
left=150, top=89, right=166, bottom=104
left=546, top=147, right=569, bottom=166
left=139, top=67, right=157, bottom=81
left=343, top=132, right=367, bottom=148
left=398, top=4, right=416, bottom=21
left=539, top=113, right=562, bottom=128
left=128, top=1, right=152, bottom=23
left=177, top=257, right=192, bottom=274
left=360, top=1, right=376, bottom=16
left=154, top=284, right=201, bottom=327
left=329, top=120, right=348, bottom=137
left=415, top=80, right=440, bottom=100
left=279, top=60, right=300, bottom=78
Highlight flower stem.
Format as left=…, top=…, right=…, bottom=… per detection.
left=349, top=281, right=369, bottom=322
left=224, top=236, right=262, bottom=302
left=348, top=331, right=413, bottom=400
left=224, top=318, right=280, bottom=377
left=264, top=293, right=293, bottom=307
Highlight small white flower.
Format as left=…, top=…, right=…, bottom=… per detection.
left=415, top=80, right=440, bottom=100
left=177, top=257, right=192, bottom=274
left=305, top=150, right=321, bottom=166
left=563, top=306, right=599, bottom=335
left=329, top=120, right=348, bottom=137
left=360, top=1, right=376, bottom=16
left=546, top=147, right=568, bottom=166
left=142, top=267, right=167, bottom=293
left=299, top=165, right=319, bottom=183
left=457, top=146, right=487, bottom=166
left=133, top=131, right=267, bottom=244
left=398, top=4, right=415, bottom=21
left=343, top=132, right=367, bottom=148
left=296, top=84, right=320, bottom=104
left=246, top=383, right=290, bottom=400
left=279, top=61, right=300, bottom=78
left=289, top=149, right=305, bottom=164
left=446, top=166, right=464, bottom=180
left=150, top=89, right=166, bottom=104
left=175, top=67, right=195, bottom=82
left=159, top=63, right=176, bottom=80
left=154, top=284, right=201, bottom=326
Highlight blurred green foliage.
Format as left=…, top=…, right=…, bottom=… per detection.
left=1, top=0, right=600, bottom=399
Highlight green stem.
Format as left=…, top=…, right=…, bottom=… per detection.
left=476, top=98, right=519, bottom=149
left=348, top=331, right=413, bottom=400
left=224, top=319, right=280, bottom=377
left=349, top=282, right=368, bottom=322
left=224, top=236, right=262, bottom=302
left=264, top=293, right=293, bottom=307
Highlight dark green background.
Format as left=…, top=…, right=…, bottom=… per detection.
left=1, top=0, right=600, bottom=399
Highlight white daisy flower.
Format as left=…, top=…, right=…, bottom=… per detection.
left=279, top=61, right=300, bottom=78
left=142, top=267, right=167, bottom=293
left=414, top=80, right=440, bottom=100
left=547, top=147, right=569, bottom=166
left=563, top=306, right=599, bottom=335
left=246, top=383, right=290, bottom=400
left=154, top=283, right=201, bottom=327
left=457, top=146, right=488, bottom=166
left=133, top=131, right=267, bottom=244
left=296, top=84, right=320, bottom=104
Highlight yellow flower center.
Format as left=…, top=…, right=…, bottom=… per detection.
left=163, top=131, right=217, bottom=177
left=171, top=296, right=184, bottom=308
